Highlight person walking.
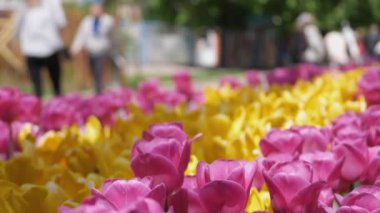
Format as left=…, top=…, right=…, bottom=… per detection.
left=290, top=12, right=325, bottom=64
left=342, top=21, right=362, bottom=63
left=366, top=24, right=380, bottom=58
left=71, top=0, right=115, bottom=94
left=15, top=0, right=66, bottom=97
left=324, top=31, right=350, bottom=66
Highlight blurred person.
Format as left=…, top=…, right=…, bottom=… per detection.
left=118, top=4, right=142, bottom=74
left=196, top=30, right=220, bottom=68
left=365, top=24, right=380, bottom=58
left=324, top=31, right=350, bottom=66
left=356, top=29, right=367, bottom=58
left=15, top=0, right=66, bottom=97
left=290, top=12, right=325, bottom=64
left=341, top=21, right=362, bottom=63
left=71, top=0, right=115, bottom=94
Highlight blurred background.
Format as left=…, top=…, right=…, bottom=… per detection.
left=1, top=0, right=380, bottom=96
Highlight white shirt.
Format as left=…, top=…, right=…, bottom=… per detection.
left=342, top=25, right=361, bottom=62
left=16, top=0, right=66, bottom=57
left=324, top=31, right=350, bottom=65
left=303, top=25, right=325, bottom=63
left=71, top=14, right=115, bottom=56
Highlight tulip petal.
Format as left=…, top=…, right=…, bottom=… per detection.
left=196, top=162, right=210, bottom=188
left=169, top=188, right=208, bottom=213
left=178, top=141, right=191, bottom=174
left=263, top=172, right=288, bottom=211
left=147, top=183, right=166, bottom=208
left=199, top=180, right=246, bottom=213
left=268, top=161, right=313, bottom=183
left=123, top=198, right=163, bottom=213
left=343, top=193, right=380, bottom=211
left=131, top=153, right=182, bottom=194
left=337, top=206, right=371, bottom=213
left=334, top=144, right=368, bottom=181
left=289, top=181, right=325, bottom=212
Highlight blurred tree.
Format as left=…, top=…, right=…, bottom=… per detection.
left=147, top=0, right=251, bottom=30
left=146, top=0, right=380, bottom=31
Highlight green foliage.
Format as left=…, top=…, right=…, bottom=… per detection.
left=146, top=0, right=251, bottom=29
left=146, top=0, right=380, bottom=31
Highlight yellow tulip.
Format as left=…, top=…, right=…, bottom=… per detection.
left=246, top=187, right=272, bottom=213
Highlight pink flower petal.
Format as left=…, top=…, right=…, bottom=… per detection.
left=199, top=180, right=246, bottom=213
left=131, top=153, right=183, bottom=194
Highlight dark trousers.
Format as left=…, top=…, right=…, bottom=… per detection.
left=26, top=52, right=62, bottom=98
left=88, top=54, right=107, bottom=94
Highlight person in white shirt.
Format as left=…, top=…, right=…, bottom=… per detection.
left=341, top=21, right=362, bottom=63
left=71, top=1, right=115, bottom=94
left=294, top=12, right=325, bottom=64
left=15, top=0, right=66, bottom=97
left=324, top=31, right=350, bottom=66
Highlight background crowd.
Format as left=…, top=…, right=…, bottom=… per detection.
left=0, top=0, right=380, bottom=96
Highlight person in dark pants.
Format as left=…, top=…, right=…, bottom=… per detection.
left=15, top=0, right=66, bottom=97
left=26, top=52, right=62, bottom=97
left=88, top=54, right=107, bottom=93
left=71, top=1, right=115, bottom=94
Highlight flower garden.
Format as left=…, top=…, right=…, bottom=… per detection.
left=1, top=63, right=380, bottom=212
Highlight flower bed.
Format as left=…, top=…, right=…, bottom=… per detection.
left=0, top=64, right=378, bottom=212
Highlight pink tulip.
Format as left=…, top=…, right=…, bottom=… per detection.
left=182, top=176, right=198, bottom=190
left=259, top=129, right=303, bottom=157
left=192, top=160, right=257, bottom=212
left=87, top=95, right=118, bottom=126
left=136, top=78, right=162, bottom=113
left=340, top=62, right=358, bottom=72
left=17, top=95, right=41, bottom=124
left=160, top=91, right=187, bottom=108
left=40, top=98, right=77, bottom=131
left=333, top=112, right=363, bottom=130
left=106, top=88, right=133, bottom=107
left=196, top=160, right=256, bottom=195
left=362, top=105, right=380, bottom=128
left=368, top=126, right=380, bottom=146
left=246, top=70, right=261, bottom=87
left=59, top=178, right=165, bottom=213
left=300, top=152, right=344, bottom=190
left=252, top=158, right=266, bottom=190
left=295, top=63, right=323, bottom=81
left=333, top=141, right=369, bottom=183
left=56, top=93, right=90, bottom=124
left=189, top=91, right=204, bottom=106
left=337, top=181, right=380, bottom=213
left=263, top=161, right=325, bottom=212
left=358, top=67, right=380, bottom=106
left=332, top=125, right=366, bottom=146
left=0, top=88, right=22, bottom=123
left=261, top=153, right=297, bottom=173
left=88, top=89, right=132, bottom=126
left=131, top=123, right=200, bottom=194
left=292, top=126, right=331, bottom=153
left=219, top=76, right=241, bottom=89
left=0, top=88, right=40, bottom=124
left=318, top=187, right=335, bottom=208
left=173, top=71, right=195, bottom=101
left=267, top=67, right=296, bottom=85
left=61, top=93, right=83, bottom=107
left=362, top=147, right=380, bottom=184
left=169, top=180, right=246, bottom=213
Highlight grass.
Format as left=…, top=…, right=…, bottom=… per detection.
left=0, top=67, right=247, bottom=100
left=124, top=68, right=246, bottom=89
